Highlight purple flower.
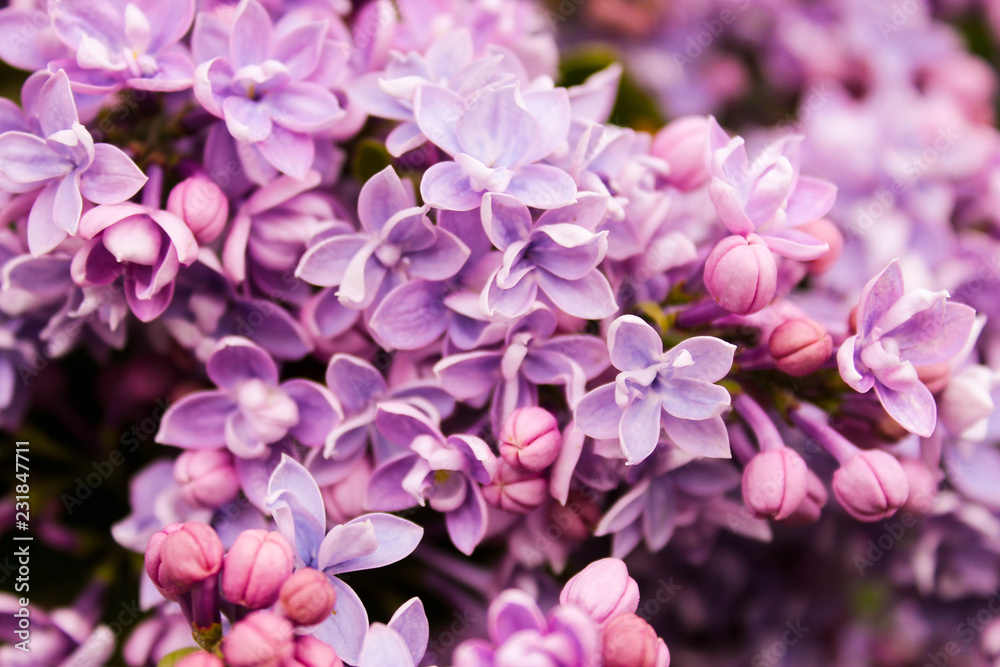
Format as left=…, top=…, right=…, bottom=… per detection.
left=575, top=315, right=735, bottom=464
left=265, top=455, right=423, bottom=664
left=451, top=590, right=600, bottom=667
left=366, top=402, right=497, bottom=555
left=416, top=83, right=576, bottom=211
left=297, top=166, right=470, bottom=310
left=46, top=0, right=196, bottom=93
left=0, top=70, right=146, bottom=256
left=434, top=305, right=609, bottom=432
left=837, top=259, right=976, bottom=437
left=480, top=193, right=617, bottom=320
left=73, top=197, right=199, bottom=322
left=155, top=336, right=342, bottom=457
left=358, top=598, right=429, bottom=667
left=192, top=0, right=345, bottom=181
left=706, top=116, right=836, bottom=261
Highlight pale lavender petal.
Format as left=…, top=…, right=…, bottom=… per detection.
left=79, top=143, right=148, bottom=204
left=271, top=21, right=325, bottom=79
left=359, top=166, right=414, bottom=235
left=366, top=454, right=423, bottom=511
left=413, top=85, right=465, bottom=157
left=708, top=178, right=756, bottom=236
left=743, top=159, right=794, bottom=228
left=27, top=184, right=70, bottom=256
left=446, top=480, right=488, bottom=555
left=317, top=521, right=379, bottom=572
left=386, top=122, right=426, bottom=157
left=481, top=193, right=531, bottom=250
left=374, top=401, right=441, bottom=445
left=762, top=228, right=829, bottom=261
left=360, top=624, right=415, bottom=667
left=230, top=0, right=272, bottom=68
left=504, top=165, right=577, bottom=209
left=520, top=87, right=571, bottom=163
left=296, top=234, right=368, bottom=287
left=858, top=260, right=905, bottom=339
left=338, top=242, right=386, bottom=309
left=889, top=301, right=976, bottom=366
left=284, top=379, right=342, bottom=448
left=52, top=172, right=83, bottom=234
left=420, top=161, right=482, bottom=211
left=574, top=383, right=622, bottom=440
left=155, top=390, right=233, bottom=448
left=0, top=132, right=72, bottom=184
left=325, top=354, right=387, bottom=413
left=369, top=280, right=450, bottom=350
left=125, top=281, right=173, bottom=322
left=257, top=126, right=314, bottom=180
left=608, top=315, right=663, bottom=371
left=529, top=224, right=606, bottom=280
left=207, top=336, right=279, bottom=389
left=643, top=477, right=677, bottom=551
left=387, top=598, right=429, bottom=665
left=595, top=477, right=651, bottom=535
left=785, top=175, right=837, bottom=227
left=223, top=96, right=273, bottom=144
left=659, top=379, right=731, bottom=420
left=620, top=394, right=662, bottom=464
left=267, top=82, right=344, bottom=134
left=667, top=336, right=737, bottom=382
left=535, top=269, right=617, bottom=319
left=434, top=351, right=501, bottom=400
left=487, top=590, right=546, bottom=644
left=266, top=454, right=326, bottom=564
left=310, top=579, right=369, bottom=665
left=135, top=0, right=195, bottom=53
left=483, top=269, right=539, bottom=319
left=873, top=379, right=937, bottom=438
left=456, top=85, right=539, bottom=167
left=325, top=513, right=423, bottom=574
left=661, top=414, right=731, bottom=458
left=406, top=228, right=470, bottom=280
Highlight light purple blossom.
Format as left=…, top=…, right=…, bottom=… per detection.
left=479, top=192, right=617, bottom=320
left=575, top=315, right=736, bottom=464
left=416, top=83, right=576, bottom=211
left=45, top=0, right=196, bottom=93
left=155, top=336, right=342, bottom=457
left=357, top=598, right=429, bottom=667
left=838, top=259, right=976, bottom=437
left=192, top=0, right=345, bottom=181
left=296, top=165, right=470, bottom=310
left=0, top=70, right=147, bottom=255
left=366, top=402, right=497, bottom=555
left=265, top=455, right=423, bottom=664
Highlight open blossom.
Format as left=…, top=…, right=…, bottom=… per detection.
left=296, top=165, right=470, bottom=310
left=575, top=315, right=736, bottom=464
left=0, top=70, right=146, bottom=255
left=265, top=455, right=423, bottom=664
left=837, top=259, right=976, bottom=437
left=706, top=116, right=836, bottom=261
left=45, top=0, right=196, bottom=93
left=366, top=402, right=497, bottom=555
left=192, top=0, right=345, bottom=181
left=156, top=337, right=342, bottom=457
left=479, top=192, right=617, bottom=320
left=416, top=83, right=577, bottom=211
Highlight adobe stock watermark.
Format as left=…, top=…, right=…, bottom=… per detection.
left=751, top=618, right=810, bottom=666
left=671, top=0, right=752, bottom=72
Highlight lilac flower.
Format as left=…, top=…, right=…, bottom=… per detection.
left=357, top=598, right=429, bottom=667
left=416, top=83, right=576, bottom=211
left=73, top=193, right=199, bottom=322
left=366, top=402, right=497, bottom=555
left=0, top=70, right=146, bottom=255
left=296, top=165, right=471, bottom=310
left=451, top=590, right=601, bottom=667
left=575, top=315, right=736, bottom=464
left=265, top=455, right=423, bottom=664
left=479, top=193, right=617, bottom=320
left=46, top=0, right=196, bottom=93
left=838, top=259, right=976, bottom=437
left=156, top=337, right=342, bottom=457
left=706, top=116, right=836, bottom=260
left=192, top=0, right=345, bottom=181
left=434, top=305, right=609, bottom=431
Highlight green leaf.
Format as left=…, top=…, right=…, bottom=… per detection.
left=157, top=648, right=202, bottom=667
left=352, top=138, right=394, bottom=184
left=193, top=623, right=223, bottom=651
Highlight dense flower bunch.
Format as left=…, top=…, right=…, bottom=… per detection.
left=3, top=0, right=1000, bottom=665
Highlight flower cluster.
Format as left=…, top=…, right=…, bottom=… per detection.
left=4, top=0, right=1000, bottom=665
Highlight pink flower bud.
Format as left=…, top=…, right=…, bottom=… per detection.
left=781, top=469, right=828, bottom=526
left=768, top=318, right=833, bottom=377
left=290, top=636, right=344, bottom=667
left=704, top=234, right=777, bottom=315
left=916, top=362, right=952, bottom=395
left=279, top=568, right=337, bottom=627
left=175, top=450, right=241, bottom=509
left=482, top=461, right=548, bottom=514
left=742, top=447, right=809, bottom=521
left=167, top=174, right=229, bottom=243
left=222, top=612, right=295, bottom=667
left=650, top=116, right=710, bottom=191
left=601, top=613, right=662, bottom=667
left=176, top=652, right=225, bottom=667
left=899, top=458, right=939, bottom=515
left=832, top=450, right=909, bottom=522
left=560, top=558, right=639, bottom=626
left=222, top=530, right=295, bottom=609
left=499, top=407, right=561, bottom=472
left=797, top=218, right=843, bottom=275
left=145, top=523, right=185, bottom=599
left=159, top=522, right=224, bottom=594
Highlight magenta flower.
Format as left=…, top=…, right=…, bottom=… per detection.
left=837, top=259, right=976, bottom=437
left=0, top=70, right=146, bottom=255
left=46, top=0, right=196, bottom=93
left=575, top=315, right=736, bottom=464
left=155, top=337, right=342, bottom=457
left=192, top=0, right=345, bottom=181
left=416, top=83, right=576, bottom=211
left=296, top=166, right=470, bottom=310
